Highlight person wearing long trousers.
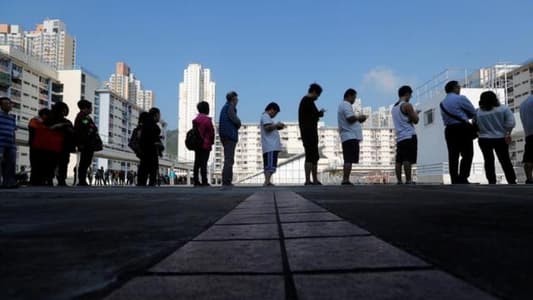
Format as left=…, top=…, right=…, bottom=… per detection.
left=218, top=91, right=241, bottom=188
left=138, top=108, right=163, bottom=186
left=440, top=81, right=476, bottom=184
left=193, top=101, right=215, bottom=187
left=474, top=91, right=516, bottom=184
left=74, top=99, right=98, bottom=186
left=50, top=102, right=75, bottom=186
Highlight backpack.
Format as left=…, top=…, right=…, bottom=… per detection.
left=185, top=124, right=203, bottom=151
left=128, top=127, right=142, bottom=155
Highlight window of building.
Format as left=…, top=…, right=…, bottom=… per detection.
left=424, top=109, right=434, bottom=126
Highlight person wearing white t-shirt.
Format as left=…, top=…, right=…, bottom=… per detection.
left=260, top=102, right=285, bottom=186
left=337, top=89, right=367, bottom=185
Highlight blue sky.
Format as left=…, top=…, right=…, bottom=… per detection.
left=2, top=0, right=532, bottom=129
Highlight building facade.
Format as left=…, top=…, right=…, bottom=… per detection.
left=107, top=62, right=155, bottom=111
left=177, top=64, right=215, bottom=163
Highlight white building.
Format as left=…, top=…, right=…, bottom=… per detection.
left=24, top=19, right=76, bottom=70
left=0, top=24, right=25, bottom=50
left=0, top=45, right=63, bottom=171
left=177, top=64, right=215, bottom=163
left=108, top=62, right=155, bottom=111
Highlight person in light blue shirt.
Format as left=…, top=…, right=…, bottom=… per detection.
left=520, top=95, right=533, bottom=184
left=337, top=88, right=367, bottom=185
left=473, top=91, right=516, bottom=184
left=440, top=80, right=476, bottom=184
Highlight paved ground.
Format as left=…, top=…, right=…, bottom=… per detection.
left=1, top=185, right=531, bottom=299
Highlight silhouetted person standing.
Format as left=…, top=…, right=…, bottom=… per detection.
left=193, top=101, right=215, bottom=187
left=298, top=83, right=325, bottom=185
left=392, top=86, right=419, bottom=184
left=51, top=102, right=75, bottom=186
left=520, top=95, right=533, bottom=184
left=138, top=108, right=163, bottom=186
left=0, top=97, right=17, bottom=188
left=474, top=91, right=516, bottom=184
left=74, top=99, right=98, bottom=186
left=219, top=91, right=241, bottom=188
left=440, top=81, right=476, bottom=184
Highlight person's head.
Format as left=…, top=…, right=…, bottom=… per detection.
left=398, top=85, right=413, bottom=101
left=38, top=108, right=51, bottom=121
left=52, top=101, right=69, bottom=117
left=226, top=91, right=238, bottom=106
left=197, top=101, right=210, bottom=115
left=445, top=81, right=461, bottom=94
left=0, top=97, right=12, bottom=113
left=149, top=107, right=161, bottom=122
left=138, top=111, right=150, bottom=125
left=308, top=83, right=323, bottom=100
left=343, top=88, right=357, bottom=104
left=265, top=102, right=281, bottom=118
left=77, top=99, right=92, bottom=114
left=479, top=91, right=501, bottom=111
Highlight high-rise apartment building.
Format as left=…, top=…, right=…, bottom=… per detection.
left=177, top=64, right=216, bottom=163
left=107, top=61, right=155, bottom=111
left=0, top=24, right=25, bottom=50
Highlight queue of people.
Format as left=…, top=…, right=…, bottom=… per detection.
left=1, top=79, right=533, bottom=188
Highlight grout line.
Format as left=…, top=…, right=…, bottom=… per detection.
left=291, top=266, right=436, bottom=275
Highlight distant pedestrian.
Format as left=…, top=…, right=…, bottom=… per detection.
left=50, top=102, right=75, bottom=186
left=0, top=97, right=17, bottom=188
left=440, top=81, right=476, bottom=184
left=337, top=88, right=367, bottom=185
left=219, top=91, right=241, bottom=188
left=260, top=102, right=285, bottom=186
left=97, top=167, right=105, bottom=186
left=192, top=101, right=215, bottom=187
left=520, top=95, right=533, bottom=184
left=473, top=91, right=516, bottom=184
left=392, top=86, right=419, bottom=184
left=74, top=99, right=99, bottom=186
left=137, top=107, right=163, bottom=186
left=299, top=83, right=325, bottom=185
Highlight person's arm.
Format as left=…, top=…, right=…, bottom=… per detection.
left=402, top=103, right=419, bottom=124
left=504, top=107, right=516, bottom=133
left=228, top=105, right=241, bottom=128
left=461, top=96, right=476, bottom=119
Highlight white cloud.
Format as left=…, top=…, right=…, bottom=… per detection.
left=362, top=67, right=402, bottom=94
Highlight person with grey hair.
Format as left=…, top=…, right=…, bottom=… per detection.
left=218, top=91, right=241, bottom=188
left=0, top=96, right=17, bottom=188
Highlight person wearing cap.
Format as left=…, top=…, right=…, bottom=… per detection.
left=74, top=99, right=98, bottom=186
left=0, top=96, right=17, bottom=188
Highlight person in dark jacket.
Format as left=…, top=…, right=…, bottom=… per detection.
left=137, top=107, right=163, bottom=186
left=50, top=102, right=75, bottom=186
left=74, top=99, right=98, bottom=186
left=218, top=91, right=241, bottom=188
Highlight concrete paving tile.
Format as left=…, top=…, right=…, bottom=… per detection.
left=278, top=206, right=328, bottom=214
left=194, top=224, right=279, bottom=240
left=105, top=275, right=285, bottom=300
left=151, top=240, right=283, bottom=273
left=282, top=221, right=369, bottom=238
left=286, top=236, right=429, bottom=271
left=231, top=207, right=276, bottom=214
left=216, top=213, right=277, bottom=225
left=280, top=212, right=342, bottom=223
left=293, top=271, right=496, bottom=300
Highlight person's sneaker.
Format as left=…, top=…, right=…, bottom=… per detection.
left=304, top=181, right=313, bottom=186
left=201, top=183, right=211, bottom=187
left=405, top=181, right=416, bottom=185
left=263, top=182, right=275, bottom=187
left=313, top=181, right=323, bottom=185
left=341, top=181, right=354, bottom=186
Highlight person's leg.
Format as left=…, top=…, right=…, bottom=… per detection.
left=458, top=130, right=474, bottom=183
left=395, top=162, right=402, bottom=183
left=222, top=141, right=236, bottom=186
left=342, top=140, right=355, bottom=184
left=148, top=154, right=159, bottom=186
left=78, top=150, right=92, bottom=185
left=312, top=164, right=320, bottom=184
left=193, top=150, right=201, bottom=185
left=525, top=163, right=533, bottom=182
left=57, top=151, right=69, bottom=186
left=1, top=147, right=17, bottom=187
left=403, top=162, right=413, bottom=183
left=311, top=143, right=320, bottom=184
left=523, top=136, right=533, bottom=183
left=200, top=150, right=210, bottom=185
left=478, top=139, right=496, bottom=184
left=445, top=126, right=460, bottom=184
left=493, top=138, right=516, bottom=184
